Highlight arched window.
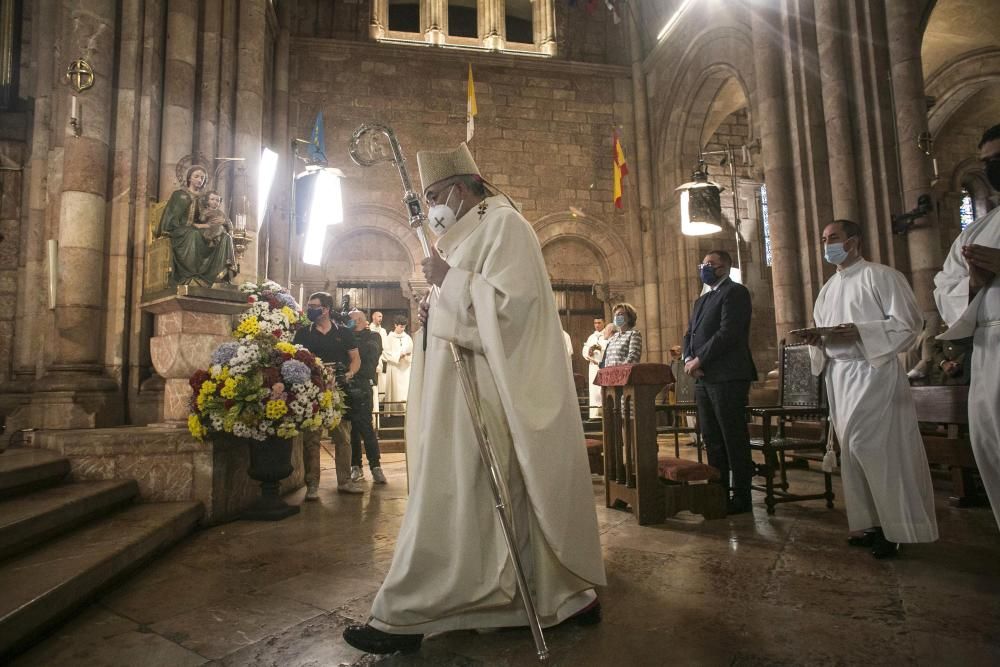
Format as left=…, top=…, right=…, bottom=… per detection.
left=959, top=187, right=976, bottom=230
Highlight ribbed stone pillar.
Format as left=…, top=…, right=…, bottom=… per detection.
left=159, top=0, right=199, bottom=199
left=422, top=0, right=446, bottom=45
left=217, top=0, right=238, bottom=206
left=269, top=0, right=293, bottom=282
left=198, top=0, right=223, bottom=159
left=235, top=0, right=266, bottom=280
left=52, top=0, right=116, bottom=376
left=751, top=2, right=806, bottom=340
left=533, top=0, right=556, bottom=55
left=816, top=0, right=860, bottom=223
left=627, top=11, right=661, bottom=362
left=885, top=0, right=942, bottom=315
left=479, top=0, right=505, bottom=50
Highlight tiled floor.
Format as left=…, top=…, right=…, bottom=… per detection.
left=12, top=445, right=1000, bottom=666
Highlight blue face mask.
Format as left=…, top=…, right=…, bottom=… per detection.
left=306, top=307, right=324, bottom=322
left=614, top=315, right=626, bottom=328
left=824, top=242, right=849, bottom=265
left=700, top=265, right=720, bottom=286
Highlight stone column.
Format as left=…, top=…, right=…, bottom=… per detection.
left=269, top=0, right=293, bottom=282
left=217, top=0, right=238, bottom=206
left=235, top=0, right=267, bottom=280
left=751, top=2, right=806, bottom=339
left=815, top=0, right=860, bottom=223
left=198, top=0, right=223, bottom=159
left=479, top=0, right=505, bottom=51
left=12, top=0, right=56, bottom=382
left=422, top=0, right=446, bottom=45
left=159, top=0, right=199, bottom=199
left=885, top=0, right=942, bottom=316
left=370, top=0, right=388, bottom=40
left=533, top=0, right=557, bottom=55
left=626, top=10, right=661, bottom=362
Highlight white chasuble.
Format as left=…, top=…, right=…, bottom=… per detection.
left=381, top=331, right=413, bottom=411
left=370, top=196, right=605, bottom=634
left=582, top=331, right=608, bottom=419
left=811, top=260, right=938, bottom=543
left=934, top=206, right=1000, bottom=531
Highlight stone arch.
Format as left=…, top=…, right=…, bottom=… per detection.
left=926, top=49, right=1000, bottom=137
left=533, top=212, right=634, bottom=286
left=319, top=202, right=424, bottom=278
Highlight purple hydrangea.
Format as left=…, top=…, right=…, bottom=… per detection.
left=280, top=359, right=311, bottom=385
left=275, top=292, right=298, bottom=309
left=211, top=341, right=240, bottom=366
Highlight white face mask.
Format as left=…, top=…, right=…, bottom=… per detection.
left=427, top=185, right=464, bottom=238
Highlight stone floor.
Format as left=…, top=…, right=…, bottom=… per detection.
left=11, top=443, right=1000, bottom=666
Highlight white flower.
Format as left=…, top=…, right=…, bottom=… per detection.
left=239, top=282, right=258, bottom=294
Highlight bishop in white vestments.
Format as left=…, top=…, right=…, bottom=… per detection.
left=582, top=317, right=608, bottom=419
left=344, top=143, right=605, bottom=654
left=805, top=220, right=938, bottom=558
left=933, top=123, right=1000, bottom=531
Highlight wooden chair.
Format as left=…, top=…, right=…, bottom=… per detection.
left=749, top=340, right=835, bottom=514
left=655, top=402, right=702, bottom=461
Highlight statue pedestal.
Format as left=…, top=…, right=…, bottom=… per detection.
left=140, top=286, right=247, bottom=424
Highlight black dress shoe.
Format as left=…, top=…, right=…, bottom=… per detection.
left=870, top=533, right=900, bottom=560
left=342, top=623, right=423, bottom=654
left=847, top=528, right=878, bottom=547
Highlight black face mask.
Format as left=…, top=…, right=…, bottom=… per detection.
left=986, top=158, right=1000, bottom=191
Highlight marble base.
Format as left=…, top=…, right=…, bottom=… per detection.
left=2, top=383, right=122, bottom=433
left=30, top=426, right=304, bottom=526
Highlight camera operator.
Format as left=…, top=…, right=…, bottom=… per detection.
left=348, top=310, right=386, bottom=484
left=294, top=292, right=363, bottom=498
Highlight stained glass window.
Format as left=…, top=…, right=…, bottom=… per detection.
left=959, top=188, right=976, bottom=230
left=760, top=185, right=772, bottom=266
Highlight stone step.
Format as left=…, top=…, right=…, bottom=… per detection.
left=0, top=501, right=204, bottom=658
left=0, top=449, right=70, bottom=499
left=0, top=480, right=139, bottom=560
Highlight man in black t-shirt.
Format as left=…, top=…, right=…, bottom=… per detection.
left=293, top=292, right=362, bottom=498
left=348, top=310, right=386, bottom=484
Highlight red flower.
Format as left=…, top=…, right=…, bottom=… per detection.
left=263, top=367, right=281, bottom=386
left=272, top=329, right=283, bottom=338
left=189, top=369, right=210, bottom=391
left=224, top=399, right=235, bottom=409
left=294, top=349, right=315, bottom=365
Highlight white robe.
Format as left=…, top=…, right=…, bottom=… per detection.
left=810, top=259, right=938, bottom=543
left=371, top=196, right=605, bottom=634
left=382, top=330, right=413, bottom=411
left=581, top=331, right=608, bottom=419
left=934, top=205, right=1000, bottom=531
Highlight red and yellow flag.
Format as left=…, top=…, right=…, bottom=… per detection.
left=613, top=129, right=629, bottom=209
left=467, top=64, right=478, bottom=143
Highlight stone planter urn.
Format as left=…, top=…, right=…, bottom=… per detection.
left=243, top=437, right=300, bottom=521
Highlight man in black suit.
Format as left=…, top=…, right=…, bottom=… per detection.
left=683, top=250, right=758, bottom=514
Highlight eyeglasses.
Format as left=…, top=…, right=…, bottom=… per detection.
left=698, top=263, right=722, bottom=270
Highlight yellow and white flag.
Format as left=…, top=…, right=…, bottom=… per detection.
left=467, top=64, right=478, bottom=143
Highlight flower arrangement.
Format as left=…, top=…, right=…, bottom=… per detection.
left=187, top=280, right=346, bottom=442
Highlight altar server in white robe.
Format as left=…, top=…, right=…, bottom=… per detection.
left=934, top=124, right=1000, bottom=531
left=369, top=312, right=389, bottom=410
left=381, top=317, right=413, bottom=412
left=582, top=317, right=608, bottom=419
left=344, top=143, right=605, bottom=655
left=804, top=219, right=938, bottom=558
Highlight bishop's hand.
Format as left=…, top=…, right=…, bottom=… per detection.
left=417, top=294, right=430, bottom=328
left=421, top=248, right=450, bottom=287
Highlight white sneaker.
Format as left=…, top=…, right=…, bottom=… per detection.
left=305, top=484, right=319, bottom=501
left=350, top=465, right=364, bottom=482
left=372, top=467, right=387, bottom=485
left=338, top=481, right=364, bottom=494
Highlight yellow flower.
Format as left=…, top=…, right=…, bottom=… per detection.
left=281, top=306, right=296, bottom=323
left=211, top=366, right=230, bottom=381
left=187, top=414, right=205, bottom=440
left=235, top=316, right=259, bottom=338
left=199, top=380, right=217, bottom=396
left=277, top=422, right=299, bottom=439
left=319, top=390, right=332, bottom=409
left=275, top=341, right=297, bottom=356
left=220, top=377, right=239, bottom=399
left=265, top=399, right=288, bottom=419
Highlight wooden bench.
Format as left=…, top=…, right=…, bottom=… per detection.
left=910, top=385, right=982, bottom=507
left=658, top=456, right=726, bottom=520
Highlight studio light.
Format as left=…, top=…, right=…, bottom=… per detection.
left=257, top=147, right=279, bottom=231
left=676, top=163, right=724, bottom=236
left=299, top=166, right=344, bottom=266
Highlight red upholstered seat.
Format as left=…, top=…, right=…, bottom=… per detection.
left=657, top=456, right=720, bottom=483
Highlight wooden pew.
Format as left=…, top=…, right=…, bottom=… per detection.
left=910, top=385, right=982, bottom=507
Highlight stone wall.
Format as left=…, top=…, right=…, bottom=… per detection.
left=288, top=37, right=641, bottom=323
left=0, top=142, right=24, bottom=385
